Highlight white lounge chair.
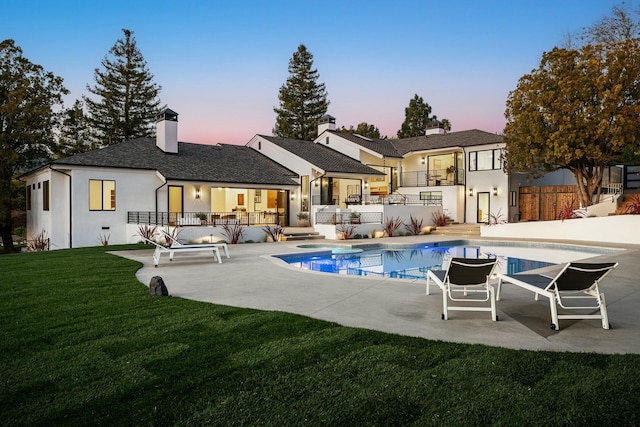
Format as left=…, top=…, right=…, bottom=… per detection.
left=426, top=257, right=499, bottom=321
left=497, top=262, right=618, bottom=330
left=141, top=237, right=222, bottom=267
left=160, top=231, right=230, bottom=259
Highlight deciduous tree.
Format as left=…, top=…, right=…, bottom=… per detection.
left=273, top=44, right=329, bottom=141
left=0, top=39, right=67, bottom=253
left=397, top=94, right=436, bottom=138
left=504, top=40, right=640, bottom=207
left=84, top=29, right=163, bottom=147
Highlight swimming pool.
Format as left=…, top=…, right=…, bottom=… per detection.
left=275, top=240, right=616, bottom=280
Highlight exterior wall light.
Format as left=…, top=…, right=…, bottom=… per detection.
left=195, top=187, right=201, bottom=199
left=468, top=188, right=474, bottom=197
left=420, top=156, right=425, bottom=165
left=492, top=187, right=498, bottom=196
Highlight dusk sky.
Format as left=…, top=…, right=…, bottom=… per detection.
left=4, top=0, right=635, bottom=145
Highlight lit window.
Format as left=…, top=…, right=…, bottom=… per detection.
left=89, top=180, right=116, bottom=211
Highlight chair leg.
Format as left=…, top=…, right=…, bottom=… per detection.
left=549, top=294, right=560, bottom=330
left=496, top=278, right=503, bottom=301
left=426, top=277, right=431, bottom=295
left=600, top=293, right=610, bottom=329
left=441, top=289, right=449, bottom=320
left=490, top=286, right=497, bottom=321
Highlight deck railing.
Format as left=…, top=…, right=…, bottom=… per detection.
left=127, top=211, right=280, bottom=226
left=315, top=211, right=383, bottom=225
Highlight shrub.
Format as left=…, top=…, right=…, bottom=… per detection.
left=624, top=194, right=640, bottom=214
left=404, top=215, right=424, bottom=235
left=336, top=224, right=356, bottom=240
left=96, top=234, right=110, bottom=246
left=263, top=224, right=284, bottom=242
left=487, top=209, right=507, bottom=225
left=27, top=229, right=49, bottom=251
left=557, top=200, right=582, bottom=221
left=222, top=223, right=245, bottom=244
left=137, top=224, right=157, bottom=243
left=431, top=211, right=448, bottom=227
left=383, top=216, right=404, bottom=237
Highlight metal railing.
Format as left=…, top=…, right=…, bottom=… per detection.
left=401, top=168, right=464, bottom=187
left=315, top=211, right=383, bottom=225
left=127, top=211, right=281, bottom=226
left=312, top=193, right=442, bottom=207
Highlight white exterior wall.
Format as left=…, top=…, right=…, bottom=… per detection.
left=317, top=131, right=363, bottom=161
left=247, top=136, right=314, bottom=220
left=464, top=144, right=509, bottom=224
left=481, top=215, right=640, bottom=245
left=25, top=169, right=56, bottom=247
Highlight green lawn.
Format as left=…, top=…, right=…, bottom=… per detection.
left=1, top=246, right=639, bottom=426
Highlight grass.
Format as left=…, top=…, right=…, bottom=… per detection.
left=1, top=246, right=639, bottom=426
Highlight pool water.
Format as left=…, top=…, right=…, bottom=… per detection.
left=276, top=241, right=613, bottom=280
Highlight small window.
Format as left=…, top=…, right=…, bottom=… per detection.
left=509, top=191, right=517, bottom=207
left=26, top=185, right=32, bottom=210
left=89, top=180, right=116, bottom=211
left=42, top=180, right=50, bottom=211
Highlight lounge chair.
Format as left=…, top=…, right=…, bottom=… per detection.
left=160, top=231, right=230, bottom=259
left=426, top=257, right=499, bottom=321
left=141, top=237, right=222, bottom=267
left=497, top=262, right=618, bottom=330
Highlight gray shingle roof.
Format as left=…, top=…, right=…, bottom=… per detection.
left=325, top=129, right=503, bottom=157
left=325, top=131, right=402, bottom=158
left=259, top=135, right=386, bottom=176
left=52, top=138, right=299, bottom=186
left=390, top=129, right=504, bottom=156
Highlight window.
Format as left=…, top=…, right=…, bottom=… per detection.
left=509, top=191, right=517, bottom=207
left=419, top=191, right=443, bottom=205
left=26, top=185, right=32, bottom=210
left=469, top=149, right=502, bottom=171
left=89, top=180, right=116, bottom=211
left=42, top=180, right=50, bottom=211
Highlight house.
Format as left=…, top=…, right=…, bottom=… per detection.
left=28, top=108, right=591, bottom=249
left=308, top=115, right=510, bottom=224
left=23, top=109, right=302, bottom=249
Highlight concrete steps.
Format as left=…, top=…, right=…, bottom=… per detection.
left=283, top=227, right=325, bottom=241
left=431, top=223, right=481, bottom=237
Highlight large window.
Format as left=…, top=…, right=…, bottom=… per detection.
left=89, top=180, right=116, bottom=211
left=43, top=180, right=50, bottom=211
left=469, top=149, right=501, bottom=171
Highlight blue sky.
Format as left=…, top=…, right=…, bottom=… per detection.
left=4, top=0, right=633, bottom=144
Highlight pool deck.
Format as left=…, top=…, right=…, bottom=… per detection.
left=113, top=234, right=640, bottom=355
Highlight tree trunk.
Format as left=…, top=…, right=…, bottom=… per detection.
left=0, top=177, right=18, bottom=253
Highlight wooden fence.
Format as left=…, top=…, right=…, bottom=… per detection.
left=519, top=185, right=578, bottom=221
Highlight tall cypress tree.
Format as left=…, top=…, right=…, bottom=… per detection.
left=273, top=44, right=329, bottom=141
left=397, top=94, right=436, bottom=138
left=84, top=29, right=163, bottom=147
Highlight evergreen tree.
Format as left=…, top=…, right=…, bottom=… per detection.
left=57, top=99, right=94, bottom=157
left=0, top=39, right=67, bottom=253
left=441, top=118, right=452, bottom=134
left=84, top=29, right=163, bottom=147
left=339, top=122, right=383, bottom=139
left=273, top=44, right=329, bottom=141
left=397, top=94, right=436, bottom=138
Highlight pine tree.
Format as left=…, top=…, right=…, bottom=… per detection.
left=273, top=44, right=329, bottom=141
left=56, top=99, right=94, bottom=157
left=84, top=29, right=163, bottom=147
left=397, top=94, right=436, bottom=138
left=339, top=122, right=383, bottom=139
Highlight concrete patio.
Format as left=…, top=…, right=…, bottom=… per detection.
left=113, top=234, right=640, bottom=354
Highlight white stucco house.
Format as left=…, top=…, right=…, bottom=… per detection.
left=22, top=109, right=524, bottom=249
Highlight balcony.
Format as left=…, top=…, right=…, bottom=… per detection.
left=127, top=211, right=281, bottom=226
left=401, top=168, right=464, bottom=187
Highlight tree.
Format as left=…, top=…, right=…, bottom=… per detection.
left=397, top=94, right=437, bottom=138
left=273, top=44, right=329, bottom=141
left=339, top=122, right=383, bottom=139
left=503, top=40, right=640, bottom=207
left=579, top=2, right=640, bottom=46
left=84, top=29, right=163, bottom=147
left=56, top=99, right=94, bottom=157
left=0, top=39, right=68, bottom=253
left=441, top=118, right=452, bottom=134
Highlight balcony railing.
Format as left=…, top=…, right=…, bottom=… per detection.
left=127, top=211, right=281, bottom=226
left=313, top=193, right=442, bottom=206
left=401, top=168, right=464, bottom=187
